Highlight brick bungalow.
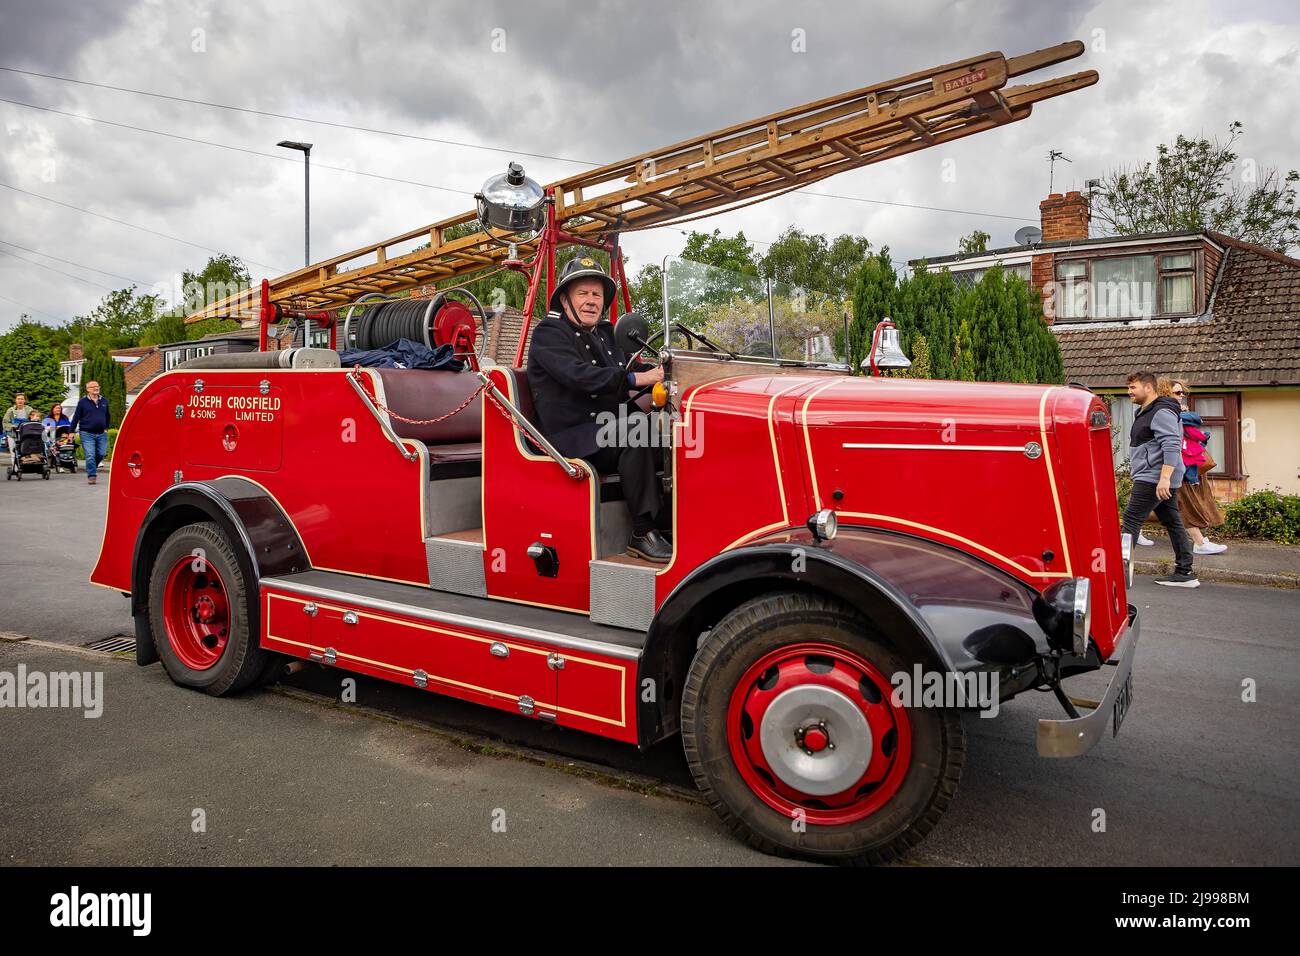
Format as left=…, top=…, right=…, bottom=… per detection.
left=914, top=191, right=1300, bottom=499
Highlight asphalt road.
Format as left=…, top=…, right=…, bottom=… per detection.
left=2, top=470, right=1298, bottom=865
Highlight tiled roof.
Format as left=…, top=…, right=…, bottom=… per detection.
left=109, top=345, right=155, bottom=358
left=1054, top=235, right=1300, bottom=387
left=482, top=306, right=535, bottom=366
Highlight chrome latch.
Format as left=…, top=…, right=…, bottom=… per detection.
left=489, top=642, right=509, bottom=658
left=193, top=379, right=204, bottom=393
left=322, top=647, right=337, bottom=665
left=1024, top=442, right=1043, bottom=460
left=303, top=603, right=318, bottom=617
left=517, top=695, right=536, bottom=716
left=174, top=405, right=183, bottom=419
left=259, top=379, right=270, bottom=395
left=547, top=653, right=565, bottom=671
left=413, top=669, right=429, bottom=689
left=342, top=611, right=359, bottom=625
left=172, top=470, right=183, bottom=483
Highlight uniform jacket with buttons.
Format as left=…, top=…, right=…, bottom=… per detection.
left=527, top=311, right=649, bottom=459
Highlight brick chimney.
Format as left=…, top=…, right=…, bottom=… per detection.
left=68, top=343, right=83, bottom=362
left=1039, top=190, right=1090, bottom=242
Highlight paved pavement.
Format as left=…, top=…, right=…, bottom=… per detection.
left=1134, top=530, right=1300, bottom=587
left=2, top=469, right=1298, bottom=865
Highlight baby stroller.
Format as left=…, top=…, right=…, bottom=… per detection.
left=47, top=424, right=77, bottom=474
left=6, top=420, right=50, bottom=480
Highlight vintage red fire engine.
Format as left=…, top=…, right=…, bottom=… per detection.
left=91, top=43, right=1137, bottom=864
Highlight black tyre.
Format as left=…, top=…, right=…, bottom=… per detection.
left=681, top=591, right=964, bottom=865
left=147, top=521, right=269, bottom=696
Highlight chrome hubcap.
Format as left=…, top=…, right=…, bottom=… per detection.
left=758, top=684, right=872, bottom=796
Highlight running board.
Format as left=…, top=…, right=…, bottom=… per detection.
left=262, top=569, right=645, bottom=658
left=259, top=569, right=643, bottom=745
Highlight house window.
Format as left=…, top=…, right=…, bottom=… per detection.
left=308, top=328, right=330, bottom=349
left=1055, top=260, right=1088, bottom=320
left=1107, top=396, right=1136, bottom=468
left=1189, top=393, right=1241, bottom=478
left=164, top=345, right=214, bottom=371
left=1158, top=253, right=1195, bottom=314
left=1093, top=255, right=1155, bottom=319
left=952, top=263, right=1031, bottom=289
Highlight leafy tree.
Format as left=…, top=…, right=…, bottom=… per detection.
left=80, top=351, right=127, bottom=428
left=944, top=266, right=1063, bottom=384
left=627, top=262, right=663, bottom=322
left=82, top=287, right=164, bottom=347
left=900, top=334, right=932, bottom=379
left=680, top=229, right=760, bottom=277
left=140, top=311, right=187, bottom=347
left=954, top=318, right=977, bottom=381
left=0, top=321, right=66, bottom=413
left=849, top=249, right=897, bottom=371
left=1093, top=121, right=1299, bottom=252
left=760, top=226, right=872, bottom=303
left=892, top=264, right=959, bottom=380
left=958, top=230, right=990, bottom=255
left=695, top=294, right=846, bottom=361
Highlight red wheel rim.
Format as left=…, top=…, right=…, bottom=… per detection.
left=162, top=555, right=231, bottom=671
left=726, top=642, right=911, bottom=826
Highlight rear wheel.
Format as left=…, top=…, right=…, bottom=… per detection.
left=681, top=592, right=964, bottom=865
left=148, top=521, right=269, bottom=696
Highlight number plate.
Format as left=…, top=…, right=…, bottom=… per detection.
left=1112, top=672, right=1134, bottom=737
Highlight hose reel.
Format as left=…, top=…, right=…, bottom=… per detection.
left=340, top=287, right=487, bottom=358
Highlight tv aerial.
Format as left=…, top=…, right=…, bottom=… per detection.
left=1048, top=149, right=1072, bottom=193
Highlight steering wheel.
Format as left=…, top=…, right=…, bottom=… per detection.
left=672, top=321, right=733, bottom=358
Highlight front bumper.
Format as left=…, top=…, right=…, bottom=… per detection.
left=1036, top=605, right=1140, bottom=757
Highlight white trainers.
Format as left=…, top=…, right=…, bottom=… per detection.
left=1194, top=540, right=1228, bottom=555
left=1136, top=534, right=1155, bottom=546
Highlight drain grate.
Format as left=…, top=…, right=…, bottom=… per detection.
left=86, top=636, right=136, bottom=654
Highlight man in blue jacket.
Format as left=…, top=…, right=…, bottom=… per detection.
left=1121, top=371, right=1197, bottom=588
left=70, top=380, right=111, bottom=485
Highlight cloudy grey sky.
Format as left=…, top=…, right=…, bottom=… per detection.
left=1, top=0, right=1297, bottom=332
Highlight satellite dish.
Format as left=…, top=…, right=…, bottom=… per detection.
left=1015, top=226, right=1042, bottom=247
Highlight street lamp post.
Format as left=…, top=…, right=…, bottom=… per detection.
left=277, top=140, right=313, bottom=345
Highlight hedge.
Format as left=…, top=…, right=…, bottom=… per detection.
left=1218, top=490, right=1300, bottom=545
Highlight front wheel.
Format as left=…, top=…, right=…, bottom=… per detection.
left=681, top=592, right=964, bottom=865
left=148, top=521, right=269, bottom=696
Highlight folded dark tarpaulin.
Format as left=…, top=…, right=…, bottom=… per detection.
left=337, top=338, right=465, bottom=371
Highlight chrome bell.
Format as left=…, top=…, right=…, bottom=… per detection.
left=862, top=319, right=911, bottom=372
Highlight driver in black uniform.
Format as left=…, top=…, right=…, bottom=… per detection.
left=526, top=257, right=671, bottom=562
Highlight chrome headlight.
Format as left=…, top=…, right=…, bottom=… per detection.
left=1034, top=577, right=1092, bottom=656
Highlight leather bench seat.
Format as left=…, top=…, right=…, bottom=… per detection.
left=369, top=367, right=652, bottom=493
left=372, top=368, right=484, bottom=479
